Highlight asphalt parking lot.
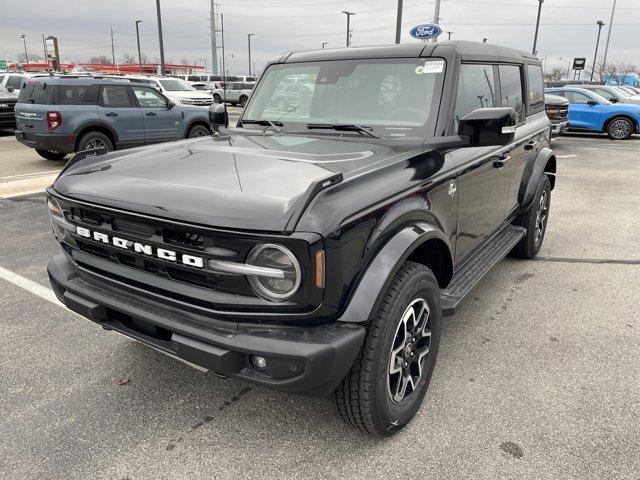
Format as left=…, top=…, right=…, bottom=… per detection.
left=1, top=132, right=639, bottom=479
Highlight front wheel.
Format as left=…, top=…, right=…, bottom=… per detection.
left=607, top=116, right=634, bottom=140
left=186, top=124, right=210, bottom=138
left=239, top=96, right=248, bottom=107
left=511, top=174, right=551, bottom=259
left=35, top=149, right=66, bottom=161
left=213, top=94, right=222, bottom=103
left=334, top=262, right=441, bottom=436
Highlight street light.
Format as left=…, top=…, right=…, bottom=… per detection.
left=591, top=20, right=605, bottom=81
left=19, top=34, right=29, bottom=66
left=135, top=20, right=143, bottom=74
left=247, top=33, right=254, bottom=77
left=342, top=11, right=355, bottom=47
left=155, top=0, right=166, bottom=75
left=532, top=0, right=544, bottom=55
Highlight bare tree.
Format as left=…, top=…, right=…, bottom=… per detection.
left=89, top=55, right=111, bottom=64
left=180, top=58, right=189, bottom=65
left=17, top=52, right=43, bottom=63
left=544, top=67, right=564, bottom=83
left=614, top=61, right=636, bottom=85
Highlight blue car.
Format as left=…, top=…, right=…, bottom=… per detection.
left=545, top=86, right=640, bottom=140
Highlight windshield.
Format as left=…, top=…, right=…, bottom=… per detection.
left=243, top=58, right=445, bottom=137
left=612, top=86, right=631, bottom=97
left=158, top=79, right=195, bottom=91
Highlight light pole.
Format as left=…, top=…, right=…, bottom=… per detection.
left=446, top=31, right=453, bottom=40
left=19, top=34, right=29, bottom=65
left=322, top=42, right=328, bottom=49
left=394, top=0, right=403, bottom=44
left=532, top=0, right=543, bottom=55
left=247, top=33, right=254, bottom=77
left=601, top=0, right=617, bottom=77
left=342, top=11, right=355, bottom=47
left=155, top=0, right=166, bottom=75
left=591, top=20, right=605, bottom=81
left=135, top=20, right=143, bottom=73
left=431, top=0, right=441, bottom=43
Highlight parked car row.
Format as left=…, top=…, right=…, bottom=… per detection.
left=544, top=85, right=640, bottom=140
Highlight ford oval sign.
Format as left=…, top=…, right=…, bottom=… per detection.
left=410, top=23, right=442, bottom=40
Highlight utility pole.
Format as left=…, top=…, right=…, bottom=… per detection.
left=446, top=31, right=453, bottom=40
left=42, top=34, right=47, bottom=66
left=431, top=0, right=441, bottom=42
left=247, top=33, right=254, bottom=76
left=322, top=42, right=328, bottom=49
left=110, top=27, right=116, bottom=65
left=221, top=13, right=227, bottom=106
left=135, top=20, right=143, bottom=73
left=532, top=0, right=543, bottom=55
left=210, top=0, right=218, bottom=75
left=591, top=20, right=605, bottom=81
left=601, top=0, right=617, bottom=77
left=394, top=0, right=403, bottom=44
left=20, top=34, right=29, bottom=65
left=156, top=0, right=166, bottom=75
left=342, top=11, right=355, bottom=47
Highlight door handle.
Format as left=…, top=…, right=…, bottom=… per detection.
left=105, top=112, right=118, bottom=117
left=524, top=140, right=537, bottom=151
left=493, top=155, right=511, bottom=168
left=146, top=112, right=157, bottom=116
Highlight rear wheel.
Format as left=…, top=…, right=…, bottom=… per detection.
left=334, top=262, right=441, bottom=436
left=239, top=96, right=248, bottom=107
left=186, top=124, right=210, bottom=138
left=77, top=131, right=113, bottom=153
left=511, top=174, right=551, bottom=259
left=606, top=116, right=634, bottom=140
left=35, top=149, right=66, bottom=161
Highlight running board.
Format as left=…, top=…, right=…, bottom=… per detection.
left=441, top=225, right=526, bottom=317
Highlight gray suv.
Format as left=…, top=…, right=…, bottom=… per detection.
left=14, top=77, right=212, bottom=160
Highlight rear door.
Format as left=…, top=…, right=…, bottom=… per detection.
left=130, top=85, right=182, bottom=143
left=97, top=85, right=144, bottom=145
left=225, top=83, right=239, bottom=102
left=452, top=63, right=510, bottom=264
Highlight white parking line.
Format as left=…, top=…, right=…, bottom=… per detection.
left=0, top=265, right=208, bottom=373
left=0, top=170, right=61, bottom=181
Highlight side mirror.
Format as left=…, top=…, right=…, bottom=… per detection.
left=7, top=86, right=14, bottom=93
left=458, top=107, right=517, bottom=147
left=209, top=103, right=228, bottom=133
left=609, top=98, right=618, bottom=104
left=167, top=100, right=175, bottom=109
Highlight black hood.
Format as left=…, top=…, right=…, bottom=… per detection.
left=53, top=132, right=401, bottom=232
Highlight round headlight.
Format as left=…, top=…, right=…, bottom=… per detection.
left=247, top=244, right=301, bottom=302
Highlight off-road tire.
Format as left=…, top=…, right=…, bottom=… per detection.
left=35, top=149, right=67, bottom=161
left=606, top=116, right=634, bottom=140
left=334, top=261, right=441, bottom=437
left=186, top=124, right=211, bottom=138
left=76, top=131, right=113, bottom=153
left=511, top=174, right=551, bottom=259
left=213, top=93, right=222, bottom=103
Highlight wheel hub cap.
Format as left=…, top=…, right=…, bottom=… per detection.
left=388, top=298, right=432, bottom=404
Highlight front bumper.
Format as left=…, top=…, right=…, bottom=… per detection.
left=48, top=253, right=365, bottom=397
left=14, top=130, right=76, bottom=153
left=550, top=120, right=568, bottom=136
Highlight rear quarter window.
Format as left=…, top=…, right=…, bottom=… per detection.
left=7, top=75, right=25, bottom=89
left=58, top=84, right=100, bottom=105
left=17, top=82, right=51, bottom=104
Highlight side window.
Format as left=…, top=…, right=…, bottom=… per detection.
left=526, top=64, right=544, bottom=115
left=7, top=75, right=25, bottom=89
left=499, top=65, right=524, bottom=123
left=0, top=75, right=5, bottom=83
left=187, top=75, right=200, bottom=82
left=562, top=91, right=593, bottom=104
left=454, top=64, right=497, bottom=127
left=58, top=84, right=99, bottom=105
left=132, top=86, right=167, bottom=108
left=29, top=83, right=51, bottom=104
left=592, top=88, right=615, bottom=101
left=99, top=86, right=132, bottom=107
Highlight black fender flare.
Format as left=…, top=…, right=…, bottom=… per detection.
left=518, top=146, right=556, bottom=211
left=337, top=222, right=453, bottom=324
left=74, top=121, right=119, bottom=145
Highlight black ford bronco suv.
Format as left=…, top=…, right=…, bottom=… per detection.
left=46, top=41, right=555, bottom=436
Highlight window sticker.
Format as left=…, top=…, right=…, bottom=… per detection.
left=423, top=60, right=445, bottom=74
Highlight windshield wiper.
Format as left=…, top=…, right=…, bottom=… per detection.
left=306, top=123, right=379, bottom=139
left=241, top=119, right=282, bottom=133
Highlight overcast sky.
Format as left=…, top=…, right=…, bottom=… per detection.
left=1, top=0, right=638, bottom=74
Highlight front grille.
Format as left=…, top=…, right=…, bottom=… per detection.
left=182, top=98, right=213, bottom=106
left=545, top=104, right=568, bottom=120
left=0, top=102, right=16, bottom=113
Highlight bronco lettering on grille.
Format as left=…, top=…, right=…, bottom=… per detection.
left=75, top=226, right=204, bottom=268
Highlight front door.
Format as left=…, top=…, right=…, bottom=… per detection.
left=130, top=85, right=183, bottom=143
left=452, top=63, right=509, bottom=264
left=560, top=90, right=604, bottom=130
left=97, top=85, right=144, bottom=145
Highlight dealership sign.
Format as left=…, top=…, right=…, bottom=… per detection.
left=572, top=58, right=586, bottom=70
left=410, top=23, right=442, bottom=40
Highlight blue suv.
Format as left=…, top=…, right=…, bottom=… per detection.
left=545, top=86, right=640, bottom=140
left=14, top=77, right=212, bottom=160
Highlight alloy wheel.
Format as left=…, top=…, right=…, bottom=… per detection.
left=534, top=190, right=548, bottom=246
left=388, top=298, right=432, bottom=404
left=609, top=119, right=631, bottom=139
left=86, top=138, right=107, bottom=151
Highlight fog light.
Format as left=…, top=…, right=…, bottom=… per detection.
left=250, top=355, right=268, bottom=372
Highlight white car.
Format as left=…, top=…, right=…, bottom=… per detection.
left=174, top=74, right=223, bottom=90
left=0, top=72, right=48, bottom=94
left=124, top=76, right=214, bottom=106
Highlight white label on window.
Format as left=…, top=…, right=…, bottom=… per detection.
left=423, top=60, right=445, bottom=74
